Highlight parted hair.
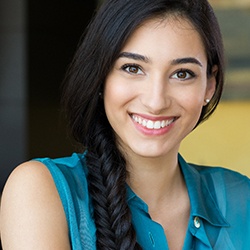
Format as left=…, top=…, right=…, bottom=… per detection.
left=62, top=0, right=224, bottom=249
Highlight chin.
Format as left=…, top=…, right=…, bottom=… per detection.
left=129, top=145, right=172, bottom=159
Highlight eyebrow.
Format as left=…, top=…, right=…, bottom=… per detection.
left=171, top=57, right=203, bottom=67
left=118, top=52, right=150, bottom=63
left=118, top=52, right=203, bottom=67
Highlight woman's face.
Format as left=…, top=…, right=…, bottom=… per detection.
left=104, top=17, right=216, bottom=160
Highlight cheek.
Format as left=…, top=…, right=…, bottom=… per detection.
left=103, top=77, right=129, bottom=123
left=180, top=88, right=205, bottom=102
left=104, top=85, right=121, bottom=113
left=186, top=93, right=204, bottom=107
left=178, top=85, right=207, bottom=115
left=104, top=76, right=136, bottom=110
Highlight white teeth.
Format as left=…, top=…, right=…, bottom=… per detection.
left=146, top=120, right=154, bottom=129
left=132, top=115, right=174, bottom=130
left=154, top=121, right=161, bottom=129
left=161, top=120, right=166, bottom=128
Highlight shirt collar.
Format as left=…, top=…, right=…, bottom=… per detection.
left=178, top=154, right=229, bottom=228
left=126, top=154, right=229, bottom=228
left=126, top=184, right=149, bottom=212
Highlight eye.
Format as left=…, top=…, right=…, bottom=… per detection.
left=121, top=64, right=144, bottom=75
left=171, top=69, right=195, bottom=80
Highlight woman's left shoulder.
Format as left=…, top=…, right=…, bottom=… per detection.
left=202, top=165, right=249, bottom=182
left=196, top=164, right=250, bottom=195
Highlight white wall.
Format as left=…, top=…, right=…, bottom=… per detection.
left=0, top=0, right=27, bottom=191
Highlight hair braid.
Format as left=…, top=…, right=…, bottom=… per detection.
left=86, top=114, right=142, bottom=249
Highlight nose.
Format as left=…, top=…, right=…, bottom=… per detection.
left=140, top=76, right=171, bottom=114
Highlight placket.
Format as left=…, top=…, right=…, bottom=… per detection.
left=188, top=216, right=213, bottom=250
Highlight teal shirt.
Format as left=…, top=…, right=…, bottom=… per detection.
left=35, top=153, right=250, bottom=249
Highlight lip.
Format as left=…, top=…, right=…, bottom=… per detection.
left=130, top=113, right=178, bottom=136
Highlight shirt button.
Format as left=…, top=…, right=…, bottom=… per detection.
left=194, top=216, right=201, bottom=228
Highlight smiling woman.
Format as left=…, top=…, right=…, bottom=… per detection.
left=1, top=0, right=250, bottom=250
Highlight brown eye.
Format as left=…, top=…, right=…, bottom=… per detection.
left=171, top=69, right=195, bottom=80
left=122, top=64, right=143, bottom=75
left=128, top=66, right=139, bottom=74
left=177, top=71, right=187, bottom=79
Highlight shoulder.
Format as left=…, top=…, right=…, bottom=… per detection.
left=35, top=152, right=87, bottom=181
left=2, top=160, right=57, bottom=190
left=1, top=160, right=58, bottom=206
left=191, top=163, right=250, bottom=188
left=0, top=160, right=71, bottom=249
left=189, top=163, right=250, bottom=206
left=0, top=161, right=62, bottom=217
left=193, top=165, right=250, bottom=246
left=34, top=153, right=89, bottom=204
left=179, top=154, right=250, bottom=192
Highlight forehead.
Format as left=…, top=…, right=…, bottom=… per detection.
left=120, top=16, right=206, bottom=61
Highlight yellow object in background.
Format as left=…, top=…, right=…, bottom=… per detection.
left=180, top=101, right=250, bottom=177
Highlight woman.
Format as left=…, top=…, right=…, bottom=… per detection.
left=1, top=0, right=250, bottom=249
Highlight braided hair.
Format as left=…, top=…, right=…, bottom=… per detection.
left=86, top=109, right=140, bottom=249
left=62, top=0, right=224, bottom=248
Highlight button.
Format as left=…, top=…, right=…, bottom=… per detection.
left=194, top=216, right=201, bottom=228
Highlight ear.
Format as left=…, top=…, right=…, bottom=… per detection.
left=204, top=65, right=218, bottom=106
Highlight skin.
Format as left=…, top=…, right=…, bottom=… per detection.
left=0, top=16, right=217, bottom=250
left=104, top=17, right=217, bottom=249
left=0, top=161, right=71, bottom=250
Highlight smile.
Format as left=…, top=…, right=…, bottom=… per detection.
left=131, top=115, right=175, bottom=130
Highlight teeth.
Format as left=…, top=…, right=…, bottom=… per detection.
left=154, top=121, right=161, bottom=129
left=132, top=115, right=174, bottom=130
left=147, top=120, right=154, bottom=129
left=161, top=120, right=166, bottom=127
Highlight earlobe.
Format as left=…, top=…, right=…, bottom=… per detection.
left=204, top=65, right=218, bottom=105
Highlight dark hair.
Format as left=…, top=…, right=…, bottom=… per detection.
left=62, top=0, right=224, bottom=249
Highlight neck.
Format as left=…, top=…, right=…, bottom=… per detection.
left=126, top=151, right=185, bottom=209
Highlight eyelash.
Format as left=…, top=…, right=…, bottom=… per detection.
left=121, top=64, right=196, bottom=80
left=172, top=69, right=196, bottom=80
left=121, top=64, right=143, bottom=75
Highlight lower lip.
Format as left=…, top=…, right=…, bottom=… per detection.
left=131, top=118, right=175, bottom=136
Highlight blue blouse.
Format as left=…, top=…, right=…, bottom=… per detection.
left=35, top=153, right=250, bottom=249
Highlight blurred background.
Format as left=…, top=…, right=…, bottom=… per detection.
left=0, top=0, right=250, bottom=195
